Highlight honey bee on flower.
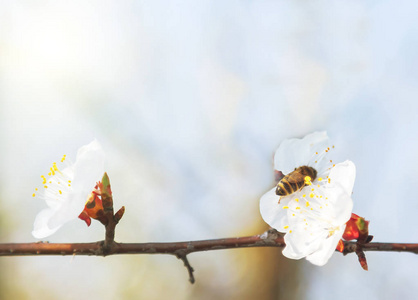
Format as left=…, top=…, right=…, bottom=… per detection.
left=260, top=132, right=356, bottom=266
left=274, top=131, right=338, bottom=200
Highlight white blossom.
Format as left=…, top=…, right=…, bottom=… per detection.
left=260, top=132, right=356, bottom=265
left=32, top=140, right=105, bottom=238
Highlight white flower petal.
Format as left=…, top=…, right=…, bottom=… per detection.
left=306, top=225, right=345, bottom=266
left=328, top=160, right=356, bottom=195
left=282, top=227, right=327, bottom=259
left=321, top=184, right=353, bottom=225
left=259, top=188, right=289, bottom=231
left=32, top=209, right=61, bottom=238
left=274, top=132, right=329, bottom=174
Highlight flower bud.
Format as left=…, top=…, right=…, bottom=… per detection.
left=342, top=213, right=369, bottom=241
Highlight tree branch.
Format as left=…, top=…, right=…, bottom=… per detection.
left=1, top=230, right=417, bottom=283
left=0, top=230, right=417, bottom=257
left=0, top=229, right=283, bottom=256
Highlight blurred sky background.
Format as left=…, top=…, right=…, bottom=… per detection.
left=1, top=0, right=418, bottom=299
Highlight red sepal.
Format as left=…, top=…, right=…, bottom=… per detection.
left=343, top=213, right=369, bottom=242
left=78, top=183, right=107, bottom=226
left=336, top=239, right=344, bottom=253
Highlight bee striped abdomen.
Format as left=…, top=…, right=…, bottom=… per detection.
left=276, top=179, right=304, bottom=196
left=275, top=166, right=317, bottom=197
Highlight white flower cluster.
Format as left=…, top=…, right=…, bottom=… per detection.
left=260, top=132, right=355, bottom=266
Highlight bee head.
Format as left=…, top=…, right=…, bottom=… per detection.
left=300, top=166, right=317, bottom=181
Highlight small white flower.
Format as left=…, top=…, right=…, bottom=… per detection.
left=260, top=132, right=356, bottom=266
left=32, top=140, right=105, bottom=238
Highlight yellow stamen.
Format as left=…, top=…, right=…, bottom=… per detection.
left=302, top=194, right=306, bottom=198
left=296, top=207, right=301, bottom=210
left=306, top=201, right=310, bottom=207
left=32, top=193, right=35, bottom=197
left=295, top=198, right=299, bottom=202
left=309, top=193, right=314, bottom=198
left=59, top=190, right=62, bottom=194
left=284, top=225, right=289, bottom=229
left=304, top=176, right=312, bottom=185
left=318, top=177, right=323, bottom=181
left=61, top=155, right=66, bottom=162
left=282, top=206, right=289, bottom=209
left=289, top=230, right=292, bottom=233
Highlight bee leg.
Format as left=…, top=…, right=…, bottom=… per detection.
left=278, top=196, right=283, bottom=204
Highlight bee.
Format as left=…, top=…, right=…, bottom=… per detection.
left=276, top=166, right=317, bottom=196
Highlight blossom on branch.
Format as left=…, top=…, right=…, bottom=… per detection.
left=260, top=132, right=357, bottom=266
left=32, top=140, right=105, bottom=238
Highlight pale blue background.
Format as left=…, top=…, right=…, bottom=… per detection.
left=1, top=1, right=417, bottom=299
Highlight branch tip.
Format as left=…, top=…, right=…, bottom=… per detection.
left=176, top=253, right=195, bottom=284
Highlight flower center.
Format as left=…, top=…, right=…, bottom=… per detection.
left=281, top=185, right=332, bottom=232
left=32, top=155, right=74, bottom=201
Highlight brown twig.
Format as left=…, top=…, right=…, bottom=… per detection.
left=176, top=253, right=195, bottom=284
left=1, top=230, right=417, bottom=283
left=1, top=231, right=417, bottom=257
left=342, top=241, right=418, bottom=254
left=0, top=229, right=284, bottom=257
